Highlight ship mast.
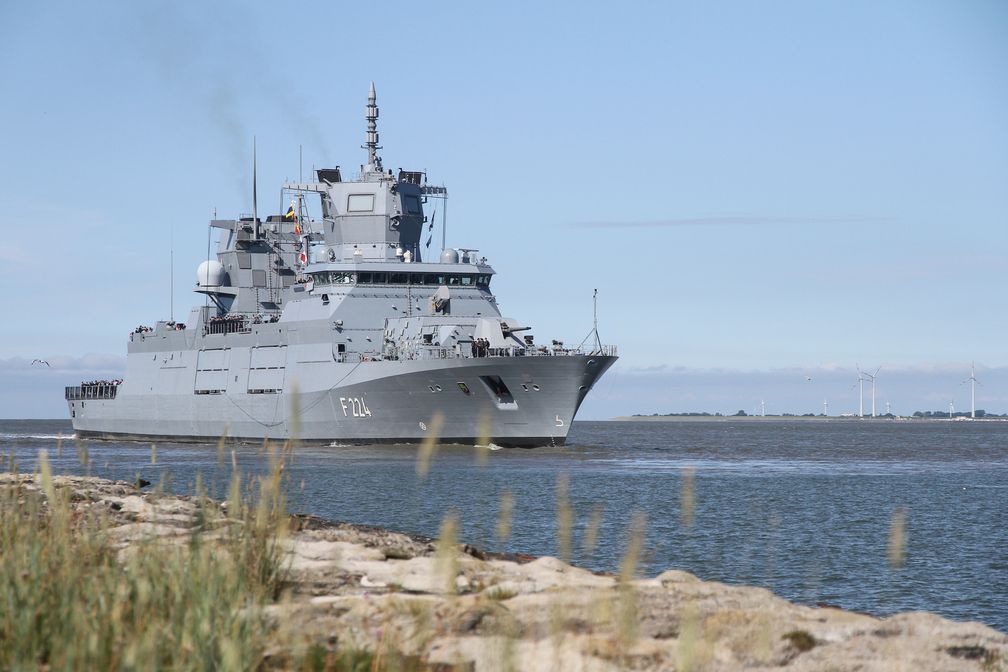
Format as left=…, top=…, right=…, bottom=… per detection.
left=363, top=82, right=382, bottom=173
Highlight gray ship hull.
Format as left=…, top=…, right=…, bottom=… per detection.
left=70, top=354, right=616, bottom=447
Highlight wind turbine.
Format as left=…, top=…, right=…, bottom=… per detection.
left=861, top=366, right=881, bottom=418
left=962, top=362, right=980, bottom=419
left=853, top=365, right=865, bottom=417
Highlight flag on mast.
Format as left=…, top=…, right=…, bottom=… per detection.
left=425, top=202, right=436, bottom=248
left=284, top=199, right=302, bottom=235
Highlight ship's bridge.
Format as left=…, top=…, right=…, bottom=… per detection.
left=283, top=171, right=439, bottom=264
left=303, top=261, right=494, bottom=291
left=282, top=84, right=447, bottom=265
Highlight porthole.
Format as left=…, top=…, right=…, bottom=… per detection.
left=521, top=384, right=529, bottom=391
left=587, top=359, right=596, bottom=366
left=532, top=384, right=541, bottom=391
left=434, top=384, right=442, bottom=392
left=457, top=382, right=471, bottom=395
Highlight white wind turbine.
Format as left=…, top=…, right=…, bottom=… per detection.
left=853, top=365, right=866, bottom=417
left=962, top=362, right=981, bottom=419
left=861, top=366, right=881, bottom=418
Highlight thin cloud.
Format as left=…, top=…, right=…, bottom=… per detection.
left=570, top=215, right=889, bottom=229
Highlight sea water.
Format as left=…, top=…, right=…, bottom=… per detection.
left=2, top=418, right=1005, bottom=631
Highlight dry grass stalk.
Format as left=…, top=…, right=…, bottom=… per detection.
left=415, top=412, right=444, bottom=480
left=582, top=503, right=604, bottom=560
left=435, top=511, right=460, bottom=594
left=888, top=506, right=907, bottom=568
left=680, top=466, right=695, bottom=528
left=617, top=512, right=647, bottom=650
left=555, top=473, right=573, bottom=563
left=476, top=410, right=492, bottom=466
left=496, top=490, right=514, bottom=544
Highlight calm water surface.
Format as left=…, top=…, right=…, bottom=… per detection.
left=2, top=418, right=1006, bottom=631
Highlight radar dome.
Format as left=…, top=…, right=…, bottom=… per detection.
left=197, top=260, right=226, bottom=287
left=440, top=248, right=459, bottom=264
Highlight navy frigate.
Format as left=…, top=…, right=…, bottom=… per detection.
left=66, top=85, right=617, bottom=446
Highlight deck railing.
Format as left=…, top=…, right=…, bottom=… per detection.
left=65, top=384, right=118, bottom=401
left=376, top=343, right=618, bottom=363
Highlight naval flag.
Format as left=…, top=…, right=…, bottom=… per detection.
left=284, top=200, right=302, bottom=235
left=425, top=203, right=436, bottom=248
left=298, top=235, right=308, bottom=266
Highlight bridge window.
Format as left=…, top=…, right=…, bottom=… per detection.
left=372, top=272, right=387, bottom=284
left=460, top=275, right=474, bottom=286
left=389, top=272, right=408, bottom=284
left=357, top=272, right=372, bottom=284
left=333, top=271, right=355, bottom=284
left=347, top=193, right=375, bottom=212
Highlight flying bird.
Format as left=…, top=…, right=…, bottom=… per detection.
left=31, top=359, right=50, bottom=367
left=805, top=376, right=813, bottom=382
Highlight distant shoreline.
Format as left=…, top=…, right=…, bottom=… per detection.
left=610, top=415, right=1008, bottom=423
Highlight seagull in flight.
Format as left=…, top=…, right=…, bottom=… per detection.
left=31, top=359, right=50, bottom=367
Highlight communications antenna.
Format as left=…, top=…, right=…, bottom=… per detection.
left=252, top=137, right=259, bottom=239
left=577, top=289, right=604, bottom=353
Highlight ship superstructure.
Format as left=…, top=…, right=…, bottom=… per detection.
left=66, top=85, right=617, bottom=446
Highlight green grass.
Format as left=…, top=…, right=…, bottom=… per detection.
left=0, top=451, right=289, bottom=671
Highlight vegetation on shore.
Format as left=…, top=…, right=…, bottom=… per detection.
left=0, top=448, right=290, bottom=670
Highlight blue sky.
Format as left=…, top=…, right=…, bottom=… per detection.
left=1, top=0, right=1006, bottom=418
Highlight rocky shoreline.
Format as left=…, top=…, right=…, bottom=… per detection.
left=3, top=473, right=1005, bottom=671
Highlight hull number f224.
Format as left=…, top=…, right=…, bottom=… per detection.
left=339, top=397, right=372, bottom=418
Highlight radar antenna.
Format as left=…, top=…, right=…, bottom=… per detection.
left=364, top=82, right=382, bottom=171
